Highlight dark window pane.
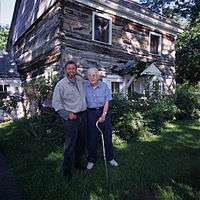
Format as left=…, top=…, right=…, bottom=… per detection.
left=94, top=16, right=109, bottom=43
left=111, top=82, right=120, bottom=93
left=0, top=85, right=3, bottom=92
left=128, top=82, right=134, bottom=95
left=4, top=85, right=9, bottom=93
left=150, top=34, right=160, bottom=54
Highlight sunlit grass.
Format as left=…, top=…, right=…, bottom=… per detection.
left=0, top=119, right=199, bottom=200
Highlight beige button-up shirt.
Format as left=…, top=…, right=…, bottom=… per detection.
left=52, top=76, right=87, bottom=115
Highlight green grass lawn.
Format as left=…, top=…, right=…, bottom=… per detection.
left=0, top=119, right=199, bottom=200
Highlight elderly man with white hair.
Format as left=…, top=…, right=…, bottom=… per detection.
left=85, top=67, right=118, bottom=170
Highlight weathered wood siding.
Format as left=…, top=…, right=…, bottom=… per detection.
left=60, top=1, right=176, bottom=75
left=12, top=0, right=57, bottom=43
left=13, top=2, right=62, bottom=81
left=10, top=0, right=177, bottom=93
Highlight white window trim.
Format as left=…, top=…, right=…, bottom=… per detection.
left=103, top=75, right=125, bottom=94
left=0, top=84, right=9, bottom=93
left=92, top=12, right=112, bottom=45
left=149, top=76, right=164, bottom=95
left=149, top=32, right=162, bottom=55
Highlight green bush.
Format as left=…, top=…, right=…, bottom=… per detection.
left=24, top=108, right=64, bottom=145
left=145, top=97, right=178, bottom=133
left=175, top=83, right=200, bottom=120
left=110, top=93, right=145, bottom=140
left=110, top=93, right=178, bottom=139
left=114, top=112, right=144, bottom=140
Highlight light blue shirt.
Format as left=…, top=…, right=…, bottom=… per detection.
left=85, top=80, right=112, bottom=108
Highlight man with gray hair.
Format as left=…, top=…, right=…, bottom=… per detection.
left=52, top=60, right=87, bottom=182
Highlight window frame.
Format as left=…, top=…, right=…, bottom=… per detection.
left=92, top=12, right=112, bottom=45
left=0, top=84, right=9, bottom=94
left=111, top=81, right=123, bottom=94
left=102, top=75, right=125, bottom=95
left=149, top=32, right=162, bottom=55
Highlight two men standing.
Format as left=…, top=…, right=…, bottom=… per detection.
left=52, top=61, right=87, bottom=181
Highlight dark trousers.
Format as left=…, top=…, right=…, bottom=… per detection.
left=63, top=111, right=87, bottom=172
left=87, top=109, right=114, bottom=163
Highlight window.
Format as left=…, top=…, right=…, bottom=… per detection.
left=0, top=85, right=3, bottom=93
left=149, top=32, right=161, bottom=55
left=128, top=82, right=134, bottom=95
left=148, top=76, right=164, bottom=96
left=0, top=85, right=8, bottom=93
left=0, top=85, right=9, bottom=98
left=92, top=12, right=112, bottom=45
left=102, top=75, right=125, bottom=95
left=4, top=85, right=8, bottom=93
left=111, top=82, right=121, bottom=94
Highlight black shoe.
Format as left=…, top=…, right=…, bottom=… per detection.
left=63, top=170, right=72, bottom=182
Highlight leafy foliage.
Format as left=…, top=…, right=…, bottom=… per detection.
left=145, top=97, right=178, bottom=133
left=139, top=0, right=196, bottom=21
left=176, top=22, right=200, bottom=84
left=138, top=0, right=200, bottom=85
left=0, top=27, right=9, bottom=50
left=23, top=108, right=64, bottom=143
left=22, top=74, right=60, bottom=116
left=175, top=83, right=200, bottom=119
left=110, top=93, right=178, bottom=140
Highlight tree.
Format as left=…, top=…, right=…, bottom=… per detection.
left=175, top=0, right=200, bottom=84
left=139, top=0, right=196, bottom=22
left=0, top=27, right=9, bottom=50
left=176, top=18, right=200, bottom=84
left=139, top=0, right=200, bottom=84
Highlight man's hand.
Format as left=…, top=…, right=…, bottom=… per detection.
left=68, top=112, right=77, bottom=120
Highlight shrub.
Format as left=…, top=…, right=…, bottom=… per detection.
left=110, top=93, right=178, bottom=139
left=175, top=83, right=200, bottom=120
left=24, top=108, right=64, bottom=145
left=145, top=97, right=178, bottom=133
left=110, top=93, right=145, bottom=140
left=114, top=112, right=144, bottom=140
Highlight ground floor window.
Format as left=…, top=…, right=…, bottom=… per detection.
left=0, top=84, right=9, bottom=98
left=103, top=75, right=125, bottom=95
left=111, top=82, right=123, bottom=94
left=127, top=76, right=163, bottom=96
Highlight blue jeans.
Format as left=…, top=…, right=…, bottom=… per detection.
left=87, top=108, right=114, bottom=163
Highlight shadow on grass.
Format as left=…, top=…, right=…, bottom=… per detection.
left=0, top=119, right=199, bottom=200
left=112, top=120, right=200, bottom=199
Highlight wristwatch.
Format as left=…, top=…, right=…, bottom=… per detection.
left=103, top=112, right=107, bottom=116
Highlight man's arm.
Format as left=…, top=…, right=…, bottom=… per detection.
left=52, top=84, right=77, bottom=120
left=52, top=84, right=68, bottom=120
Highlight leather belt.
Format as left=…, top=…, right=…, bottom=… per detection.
left=87, top=107, right=103, bottom=111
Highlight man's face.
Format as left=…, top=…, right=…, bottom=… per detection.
left=65, top=64, right=77, bottom=79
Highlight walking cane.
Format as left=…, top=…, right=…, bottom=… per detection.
left=96, top=121, right=109, bottom=182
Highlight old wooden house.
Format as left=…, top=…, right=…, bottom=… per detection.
left=7, top=0, right=182, bottom=96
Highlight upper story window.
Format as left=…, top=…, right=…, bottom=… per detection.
left=149, top=32, right=162, bottom=55
left=92, top=12, right=112, bottom=45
